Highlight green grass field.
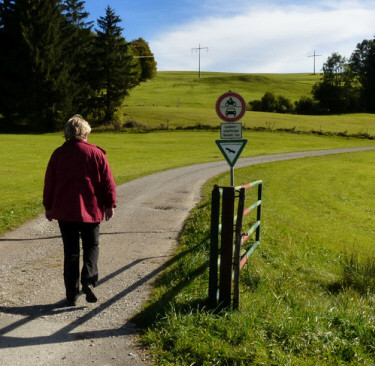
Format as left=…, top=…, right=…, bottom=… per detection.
left=137, top=150, right=375, bottom=365
left=119, top=72, right=375, bottom=136
left=0, top=130, right=373, bottom=235
left=2, top=71, right=375, bottom=365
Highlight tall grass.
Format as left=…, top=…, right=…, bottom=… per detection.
left=136, top=150, right=375, bottom=365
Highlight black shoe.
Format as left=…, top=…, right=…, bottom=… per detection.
left=66, top=298, right=77, bottom=306
left=82, top=284, right=98, bottom=303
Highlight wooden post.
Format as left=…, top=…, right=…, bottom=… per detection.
left=208, top=185, right=220, bottom=307
left=219, top=186, right=235, bottom=308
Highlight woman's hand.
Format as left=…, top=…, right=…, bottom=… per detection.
left=104, top=207, right=114, bottom=221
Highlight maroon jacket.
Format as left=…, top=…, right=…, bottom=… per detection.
left=43, top=139, right=117, bottom=223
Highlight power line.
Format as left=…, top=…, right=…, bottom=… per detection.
left=192, top=44, right=208, bottom=79
left=308, top=50, right=322, bottom=75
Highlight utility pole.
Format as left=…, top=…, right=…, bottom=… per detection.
left=192, top=44, right=208, bottom=79
left=308, top=50, right=322, bottom=75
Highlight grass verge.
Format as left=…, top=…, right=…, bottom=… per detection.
left=135, top=149, right=375, bottom=365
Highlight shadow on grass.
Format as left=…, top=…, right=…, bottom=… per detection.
left=132, top=260, right=210, bottom=328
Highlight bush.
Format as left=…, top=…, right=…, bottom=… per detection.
left=294, top=97, right=320, bottom=115
left=275, top=95, right=294, bottom=113
left=248, top=92, right=293, bottom=114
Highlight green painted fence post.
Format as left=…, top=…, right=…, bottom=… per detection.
left=233, top=187, right=245, bottom=310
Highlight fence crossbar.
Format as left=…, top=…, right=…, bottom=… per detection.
left=240, top=240, right=260, bottom=270
left=241, top=221, right=261, bottom=244
left=235, top=180, right=262, bottom=191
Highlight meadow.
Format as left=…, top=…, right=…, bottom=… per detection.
left=1, top=71, right=375, bottom=364
left=120, top=72, right=375, bottom=136
left=0, top=131, right=373, bottom=235
left=137, top=150, right=375, bottom=365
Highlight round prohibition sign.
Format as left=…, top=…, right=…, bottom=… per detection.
left=216, top=92, right=246, bottom=122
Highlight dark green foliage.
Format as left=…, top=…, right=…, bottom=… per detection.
left=0, top=0, right=68, bottom=130
left=61, top=0, right=95, bottom=117
left=350, top=38, right=375, bottom=112
left=312, top=53, right=360, bottom=114
left=0, top=1, right=154, bottom=131
left=294, top=97, right=320, bottom=115
left=248, top=92, right=293, bottom=114
left=274, top=95, right=294, bottom=113
left=91, top=6, right=139, bottom=122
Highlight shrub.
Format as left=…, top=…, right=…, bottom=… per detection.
left=294, top=97, right=320, bottom=115
left=248, top=92, right=293, bottom=114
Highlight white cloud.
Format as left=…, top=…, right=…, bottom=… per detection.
left=149, top=0, right=375, bottom=73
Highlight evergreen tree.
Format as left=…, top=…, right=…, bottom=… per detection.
left=0, top=0, right=69, bottom=130
left=129, top=37, right=157, bottom=82
left=92, top=6, right=138, bottom=122
left=61, top=0, right=95, bottom=116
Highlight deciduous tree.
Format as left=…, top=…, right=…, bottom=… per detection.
left=350, top=38, right=375, bottom=112
left=312, top=53, right=359, bottom=114
left=129, top=37, right=157, bottom=82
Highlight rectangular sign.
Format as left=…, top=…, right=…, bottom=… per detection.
left=220, top=123, right=242, bottom=139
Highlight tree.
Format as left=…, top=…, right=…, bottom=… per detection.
left=349, top=38, right=375, bottom=112
left=294, top=97, right=320, bottom=115
left=0, top=0, right=20, bottom=122
left=0, top=0, right=69, bottom=131
left=260, top=92, right=277, bottom=112
left=129, top=37, right=157, bottom=82
left=275, top=95, right=293, bottom=114
left=61, top=0, right=95, bottom=116
left=312, top=53, right=359, bottom=114
left=91, top=6, right=138, bottom=122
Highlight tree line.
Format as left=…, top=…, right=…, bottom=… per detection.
left=248, top=37, right=375, bottom=115
left=0, top=0, right=157, bottom=132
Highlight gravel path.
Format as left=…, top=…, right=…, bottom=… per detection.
left=0, top=146, right=374, bottom=366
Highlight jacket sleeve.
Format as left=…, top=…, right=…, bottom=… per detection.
left=43, top=154, right=57, bottom=211
left=99, top=154, right=117, bottom=209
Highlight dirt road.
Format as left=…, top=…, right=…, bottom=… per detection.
left=0, top=147, right=374, bottom=365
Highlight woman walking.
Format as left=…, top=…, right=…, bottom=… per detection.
left=43, top=115, right=117, bottom=306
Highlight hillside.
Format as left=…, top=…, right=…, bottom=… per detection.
left=124, top=71, right=318, bottom=108
left=119, top=72, right=375, bottom=136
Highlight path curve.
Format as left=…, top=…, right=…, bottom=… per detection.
left=0, top=146, right=374, bottom=365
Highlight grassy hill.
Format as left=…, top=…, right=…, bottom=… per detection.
left=119, top=71, right=375, bottom=137
left=124, top=71, right=318, bottom=108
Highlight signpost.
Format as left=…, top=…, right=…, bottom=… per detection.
left=215, top=92, right=247, bottom=185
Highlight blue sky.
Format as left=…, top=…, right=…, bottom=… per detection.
left=85, top=0, right=375, bottom=73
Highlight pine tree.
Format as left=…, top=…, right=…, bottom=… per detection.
left=0, top=0, right=70, bottom=131
left=61, top=0, right=94, bottom=116
left=92, top=6, right=138, bottom=122
left=0, top=0, right=29, bottom=126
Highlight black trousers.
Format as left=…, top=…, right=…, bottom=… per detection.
left=58, top=221, right=100, bottom=301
